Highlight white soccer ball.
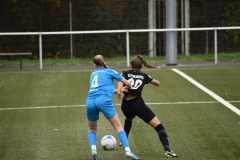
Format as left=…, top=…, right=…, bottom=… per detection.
left=101, top=135, right=117, bottom=150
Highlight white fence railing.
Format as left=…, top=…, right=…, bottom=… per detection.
left=1, top=26, right=240, bottom=70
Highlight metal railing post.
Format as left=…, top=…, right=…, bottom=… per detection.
left=39, top=34, right=43, bottom=70
left=126, top=31, right=130, bottom=67
left=69, top=0, right=73, bottom=59
left=214, top=29, right=218, bottom=65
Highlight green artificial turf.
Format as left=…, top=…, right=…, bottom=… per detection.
left=0, top=67, right=239, bottom=160
left=180, top=67, right=240, bottom=109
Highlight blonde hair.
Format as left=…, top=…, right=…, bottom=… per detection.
left=93, top=55, right=107, bottom=68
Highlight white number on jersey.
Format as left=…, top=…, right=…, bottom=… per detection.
left=91, top=75, right=99, bottom=88
left=129, top=78, right=142, bottom=89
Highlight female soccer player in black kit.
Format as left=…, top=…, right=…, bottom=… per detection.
left=117, top=55, right=178, bottom=158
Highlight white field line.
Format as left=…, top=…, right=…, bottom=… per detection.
left=0, top=101, right=240, bottom=111
left=172, top=68, right=240, bottom=116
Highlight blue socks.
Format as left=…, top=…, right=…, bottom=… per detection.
left=88, top=130, right=97, bottom=146
left=118, top=130, right=129, bottom=147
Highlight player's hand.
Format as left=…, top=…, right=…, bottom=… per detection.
left=121, top=86, right=129, bottom=92
left=117, top=92, right=124, bottom=99
left=114, top=89, right=124, bottom=99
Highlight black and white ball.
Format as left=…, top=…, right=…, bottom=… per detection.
left=101, top=135, right=117, bottom=150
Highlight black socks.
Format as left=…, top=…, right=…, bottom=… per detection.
left=154, top=124, right=170, bottom=152
left=124, top=118, right=132, bottom=137
left=124, top=119, right=171, bottom=152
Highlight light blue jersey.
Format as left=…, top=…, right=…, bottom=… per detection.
left=87, top=68, right=123, bottom=98
left=86, top=68, right=123, bottom=121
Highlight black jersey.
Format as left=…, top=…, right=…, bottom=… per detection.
left=122, top=70, right=153, bottom=98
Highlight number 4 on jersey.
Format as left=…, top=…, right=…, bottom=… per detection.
left=91, top=75, right=99, bottom=88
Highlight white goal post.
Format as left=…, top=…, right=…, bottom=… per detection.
left=0, top=26, right=240, bottom=70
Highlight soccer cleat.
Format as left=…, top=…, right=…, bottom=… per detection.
left=126, top=151, right=140, bottom=160
left=90, top=154, right=98, bottom=160
left=119, top=143, right=124, bottom=149
left=165, top=151, right=178, bottom=158
left=90, top=149, right=98, bottom=160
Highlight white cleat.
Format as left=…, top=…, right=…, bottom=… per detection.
left=126, top=151, right=140, bottom=160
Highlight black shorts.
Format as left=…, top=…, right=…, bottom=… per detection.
left=121, top=97, right=156, bottom=123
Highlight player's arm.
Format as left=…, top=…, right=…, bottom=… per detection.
left=146, top=74, right=160, bottom=86
left=121, top=78, right=132, bottom=90
left=115, top=81, right=123, bottom=98
left=150, top=79, right=160, bottom=86
left=116, top=79, right=130, bottom=92
left=117, top=81, right=123, bottom=93
left=115, top=78, right=131, bottom=99
left=114, top=81, right=123, bottom=94
left=115, top=70, right=131, bottom=92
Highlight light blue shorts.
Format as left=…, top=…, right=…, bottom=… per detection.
left=86, top=95, right=117, bottom=121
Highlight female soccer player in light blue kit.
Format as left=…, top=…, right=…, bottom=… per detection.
left=86, top=55, right=140, bottom=160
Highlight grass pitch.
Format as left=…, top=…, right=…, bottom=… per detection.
left=0, top=67, right=240, bottom=160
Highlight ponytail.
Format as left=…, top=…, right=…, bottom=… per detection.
left=136, top=55, right=156, bottom=68
left=98, top=58, right=107, bottom=68
left=130, top=55, right=156, bottom=70
left=93, top=55, right=107, bottom=68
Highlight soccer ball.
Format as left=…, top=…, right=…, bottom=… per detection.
left=101, top=135, right=117, bottom=150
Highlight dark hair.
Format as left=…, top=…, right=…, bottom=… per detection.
left=93, top=55, right=107, bottom=68
left=130, top=55, right=155, bottom=70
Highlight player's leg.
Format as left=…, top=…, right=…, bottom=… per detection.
left=121, top=99, right=136, bottom=137
left=109, top=114, right=140, bottom=160
left=97, top=96, right=140, bottom=160
left=86, top=98, right=99, bottom=160
left=149, top=118, right=169, bottom=149
left=135, top=97, right=170, bottom=151
left=124, top=118, right=132, bottom=137
left=88, top=121, right=98, bottom=160
left=136, top=98, right=178, bottom=158
left=148, top=117, right=178, bottom=157
left=109, top=114, right=128, bottom=146
left=148, top=117, right=170, bottom=151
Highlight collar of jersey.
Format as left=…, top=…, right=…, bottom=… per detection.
left=96, top=67, right=106, bottom=70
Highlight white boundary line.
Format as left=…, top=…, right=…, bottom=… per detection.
left=172, top=68, right=240, bottom=116
left=0, top=101, right=240, bottom=111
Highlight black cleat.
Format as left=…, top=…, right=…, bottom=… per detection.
left=90, top=154, right=98, bottom=160
left=119, top=143, right=124, bottom=149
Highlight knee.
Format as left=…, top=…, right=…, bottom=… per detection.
left=89, top=126, right=97, bottom=131
left=125, top=118, right=132, bottom=122
left=110, top=115, right=124, bottom=132
left=149, top=116, right=161, bottom=128
left=88, top=121, right=97, bottom=131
